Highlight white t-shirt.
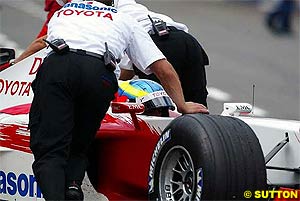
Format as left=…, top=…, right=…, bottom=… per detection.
left=117, top=0, right=188, bottom=33
left=116, top=0, right=188, bottom=71
left=48, top=0, right=165, bottom=76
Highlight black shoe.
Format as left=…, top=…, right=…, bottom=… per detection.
left=65, top=182, right=84, bottom=200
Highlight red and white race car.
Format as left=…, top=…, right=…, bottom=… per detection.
left=0, top=48, right=299, bottom=200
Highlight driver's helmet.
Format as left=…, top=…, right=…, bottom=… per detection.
left=117, top=79, right=175, bottom=116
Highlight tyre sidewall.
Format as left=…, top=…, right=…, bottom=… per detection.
left=148, top=116, right=209, bottom=201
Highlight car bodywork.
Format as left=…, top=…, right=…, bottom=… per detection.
left=0, top=49, right=299, bottom=200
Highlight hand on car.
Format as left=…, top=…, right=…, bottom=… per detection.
left=178, top=102, right=209, bottom=114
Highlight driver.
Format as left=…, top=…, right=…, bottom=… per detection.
left=117, top=79, right=176, bottom=117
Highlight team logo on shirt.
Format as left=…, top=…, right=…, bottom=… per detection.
left=63, top=2, right=117, bottom=13
left=57, top=2, right=117, bottom=21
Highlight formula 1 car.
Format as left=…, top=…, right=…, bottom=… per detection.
left=0, top=48, right=299, bottom=201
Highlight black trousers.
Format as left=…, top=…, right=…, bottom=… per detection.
left=134, top=27, right=209, bottom=106
left=29, top=52, right=117, bottom=200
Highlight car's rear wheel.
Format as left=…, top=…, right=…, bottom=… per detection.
left=148, top=114, right=267, bottom=200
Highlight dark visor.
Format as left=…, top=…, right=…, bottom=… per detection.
left=143, top=96, right=175, bottom=111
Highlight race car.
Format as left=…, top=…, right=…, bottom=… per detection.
left=0, top=48, right=299, bottom=200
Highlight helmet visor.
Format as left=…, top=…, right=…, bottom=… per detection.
left=140, top=96, right=175, bottom=111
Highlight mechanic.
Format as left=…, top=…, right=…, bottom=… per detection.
left=17, top=0, right=209, bottom=106
left=117, top=0, right=209, bottom=107
left=19, top=0, right=208, bottom=200
left=33, top=0, right=209, bottom=106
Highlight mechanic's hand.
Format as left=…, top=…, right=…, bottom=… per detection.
left=178, top=102, right=209, bottom=114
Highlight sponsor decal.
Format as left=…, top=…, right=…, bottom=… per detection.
left=0, top=171, right=42, bottom=198
left=138, top=91, right=168, bottom=104
left=28, top=57, right=43, bottom=75
left=148, top=129, right=171, bottom=193
left=195, top=168, right=203, bottom=201
left=164, top=184, right=172, bottom=200
left=57, top=9, right=114, bottom=20
left=63, top=2, right=118, bottom=13
left=128, top=104, right=143, bottom=110
left=59, top=2, right=117, bottom=21
left=0, top=79, right=31, bottom=96
left=0, top=57, right=42, bottom=97
left=236, top=105, right=251, bottom=112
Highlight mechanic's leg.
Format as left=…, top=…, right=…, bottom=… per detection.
left=64, top=56, right=117, bottom=198
left=64, top=101, right=108, bottom=187
left=29, top=55, right=76, bottom=200
left=181, top=33, right=208, bottom=107
left=180, top=62, right=208, bottom=107
left=150, top=30, right=208, bottom=106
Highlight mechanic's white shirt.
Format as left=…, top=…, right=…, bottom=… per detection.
left=47, top=0, right=165, bottom=76
left=117, top=0, right=188, bottom=33
left=116, top=0, right=188, bottom=71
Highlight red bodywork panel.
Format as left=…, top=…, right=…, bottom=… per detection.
left=0, top=62, right=11, bottom=72
left=93, top=113, right=159, bottom=200
left=0, top=104, right=159, bottom=200
left=0, top=124, right=30, bottom=153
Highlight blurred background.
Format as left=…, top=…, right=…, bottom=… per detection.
left=0, top=0, right=299, bottom=120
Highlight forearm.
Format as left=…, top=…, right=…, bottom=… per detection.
left=150, top=59, right=186, bottom=112
left=15, top=35, right=47, bottom=63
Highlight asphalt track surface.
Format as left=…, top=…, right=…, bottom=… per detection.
left=0, top=1, right=299, bottom=200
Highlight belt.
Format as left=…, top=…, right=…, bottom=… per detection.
left=47, top=48, right=118, bottom=72
left=47, top=48, right=104, bottom=60
left=167, top=26, right=178, bottom=31
left=69, top=49, right=104, bottom=60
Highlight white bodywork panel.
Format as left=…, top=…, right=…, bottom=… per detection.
left=239, top=117, right=300, bottom=186
left=0, top=150, right=43, bottom=200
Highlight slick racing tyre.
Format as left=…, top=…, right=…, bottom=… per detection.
left=148, top=114, right=266, bottom=200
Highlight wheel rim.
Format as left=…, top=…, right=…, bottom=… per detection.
left=159, top=146, right=196, bottom=201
